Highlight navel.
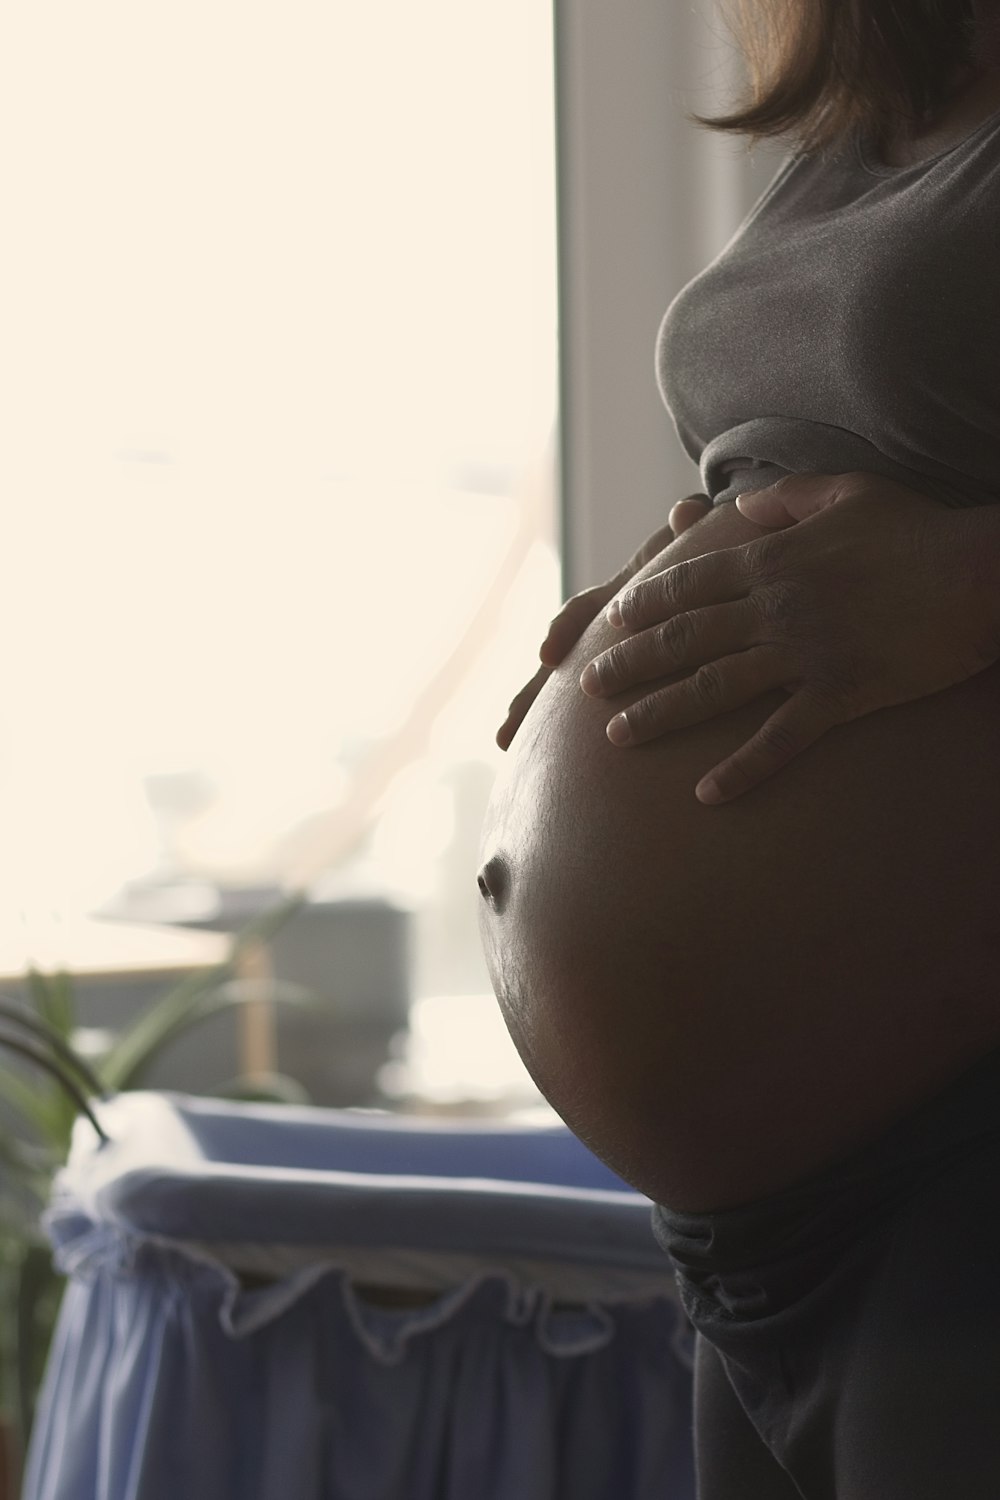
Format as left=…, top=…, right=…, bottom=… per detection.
left=476, top=853, right=511, bottom=914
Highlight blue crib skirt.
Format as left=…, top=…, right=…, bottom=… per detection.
left=24, top=1092, right=695, bottom=1500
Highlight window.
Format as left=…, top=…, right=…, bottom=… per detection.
left=2, top=2, right=560, bottom=1112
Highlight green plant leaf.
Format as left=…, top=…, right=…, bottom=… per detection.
left=97, top=967, right=230, bottom=1092
left=0, top=1003, right=105, bottom=1100
left=0, top=1129, right=55, bottom=1181
left=0, top=1065, right=59, bottom=1144
left=25, top=969, right=73, bottom=1039
left=194, top=977, right=323, bottom=1022
left=99, top=889, right=311, bottom=1092
left=211, top=1070, right=313, bottom=1105
left=27, top=969, right=74, bottom=1040
left=0, top=1036, right=104, bottom=1148
left=105, top=977, right=324, bottom=1092
left=0, top=1182, right=49, bottom=1247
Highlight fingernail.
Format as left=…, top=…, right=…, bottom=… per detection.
left=579, top=663, right=600, bottom=695
left=607, top=714, right=631, bottom=745
left=606, top=600, right=623, bottom=627
left=696, top=777, right=723, bottom=804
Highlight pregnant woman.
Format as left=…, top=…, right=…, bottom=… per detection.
left=480, top=3, right=1000, bottom=1496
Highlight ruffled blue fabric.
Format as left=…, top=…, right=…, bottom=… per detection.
left=24, top=1093, right=696, bottom=1500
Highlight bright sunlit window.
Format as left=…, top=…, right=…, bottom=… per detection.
left=2, top=1, right=560, bottom=1110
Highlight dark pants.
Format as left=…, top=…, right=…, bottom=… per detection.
left=652, top=1043, right=1000, bottom=1499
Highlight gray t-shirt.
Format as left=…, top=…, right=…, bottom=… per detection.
left=656, top=115, right=1000, bottom=509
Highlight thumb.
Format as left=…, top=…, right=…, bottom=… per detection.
left=735, top=476, right=809, bottom=528
left=735, top=472, right=858, bottom=527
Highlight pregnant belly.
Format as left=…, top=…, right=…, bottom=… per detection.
left=478, top=506, right=1000, bottom=1211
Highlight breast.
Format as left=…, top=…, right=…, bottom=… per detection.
left=478, top=512, right=1000, bottom=1211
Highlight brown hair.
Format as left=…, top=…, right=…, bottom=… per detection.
left=688, top=0, right=988, bottom=157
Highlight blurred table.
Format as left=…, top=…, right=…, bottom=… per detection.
left=0, top=911, right=227, bottom=988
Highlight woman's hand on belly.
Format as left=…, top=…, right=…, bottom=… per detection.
left=495, top=494, right=711, bottom=751
left=578, top=471, right=1000, bottom=807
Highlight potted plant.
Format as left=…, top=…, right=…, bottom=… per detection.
left=0, top=887, right=323, bottom=1495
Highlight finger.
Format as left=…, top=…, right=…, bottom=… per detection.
left=693, top=690, right=842, bottom=804
left=496, top=663, right=553, bottom=750
left=669, top=496, right=712, bottom=536
left=614, top=549, right=748, bottom=631
left=606, top=648, right=785, bottom=746
left=734, top=472, right=863, bottom=528
left=734, top=485, right=799, bottom=528
left=539, top=583, right=618, bottom=666
left=582, top=598, right=758, bottom=697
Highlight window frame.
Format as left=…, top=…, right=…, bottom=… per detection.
left=552, top=0, right=788, bottom=595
